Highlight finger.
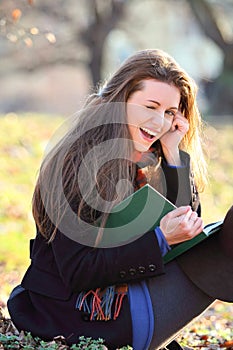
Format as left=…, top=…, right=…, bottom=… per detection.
left=172, top=118, right=189, bottom=133
left=172, top=112, right=189, bottom=128
left=189, top=211, right=198, bottom=223
left=184, top=212, right=199, bottom=231
left=188, top=218, right=204, bottom=238
left=192, top=218, right=204, bottom=233
left=178, top=211, right=200, bottom=237
left=168, top=206, right=191, bottom=219
left=181, top=208, right=195, bottom=223
left=175, top=110, right=187, bottom=121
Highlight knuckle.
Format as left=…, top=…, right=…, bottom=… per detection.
left=192, top=212, right=198, bottom=219
left=186, top=231, right=194, bottom=239
left=166, top=212, right=173, bottom=219
left=180, top=221, right=187, bottom=229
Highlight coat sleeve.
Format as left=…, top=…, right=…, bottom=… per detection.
left=51, top=228, right=165, bottom=293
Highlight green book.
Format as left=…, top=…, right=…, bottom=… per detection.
left=163, top=219, right=223, bottom=263
left=99, top=184, right=176, bottom=247
left=100, top=184, right=223, bottom=260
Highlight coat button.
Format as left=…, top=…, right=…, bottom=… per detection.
left=138, top=266, right=146, bottom=274
left=129, top=268, right=136, bottom=276
left=81, top=312, right=90, bottom=321
left=149, top=264, right=156, bottom=272
left=119, top=270, right=126, bottom=278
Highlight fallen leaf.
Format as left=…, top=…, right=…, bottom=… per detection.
left=11, top=9, right=22, bottom=22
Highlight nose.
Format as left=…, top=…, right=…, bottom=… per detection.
left=151, top=110, right=165, bottom=132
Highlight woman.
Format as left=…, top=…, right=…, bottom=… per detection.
left=7, top=49, right=233, bottom=350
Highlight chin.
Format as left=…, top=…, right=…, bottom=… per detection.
left=135, top=144, right=151, bottom=153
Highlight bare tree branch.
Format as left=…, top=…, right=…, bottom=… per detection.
left=186, top=0, right=227, bottom=50
left=0, top=0, right=126, bottom=85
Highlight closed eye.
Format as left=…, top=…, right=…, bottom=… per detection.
left=146, top=106, right=156, bottom=110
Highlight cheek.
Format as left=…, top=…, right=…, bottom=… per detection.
left=162, top=117, right=173, bottom=133
left=127, top=124, right=136, bottom=139
left=126, top=104, right=148, bottom=127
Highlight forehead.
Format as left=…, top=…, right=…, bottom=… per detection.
left=130, top=79, right=181, bottom=105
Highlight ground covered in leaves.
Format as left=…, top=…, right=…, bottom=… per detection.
left=0, top=308, right=127, bottom=349
left=177, top=301, right=233, bottom=349
left=0, top=301, right=233, bottom=349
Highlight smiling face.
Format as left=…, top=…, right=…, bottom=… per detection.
left=126, top=79, right=181, bottom=154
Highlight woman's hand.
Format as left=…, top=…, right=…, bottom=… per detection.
left=160, top=111, right=189, bottom=166
left=160, top=206, right=203, bottom=245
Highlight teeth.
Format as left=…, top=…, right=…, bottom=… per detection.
left=140, top=127, right=157, bottom=137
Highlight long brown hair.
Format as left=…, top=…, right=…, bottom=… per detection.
left=32, top=49, right=207, bottom=241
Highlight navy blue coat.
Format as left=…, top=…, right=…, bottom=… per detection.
left=8, top=153, right=198, bottom=349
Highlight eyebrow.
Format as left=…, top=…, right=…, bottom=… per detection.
left=147, top=99, right=178, bottom=110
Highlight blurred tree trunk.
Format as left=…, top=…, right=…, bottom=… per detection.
left=186, top=0, right=233, bottom=115
left=81, top=0, right=125, bottom=87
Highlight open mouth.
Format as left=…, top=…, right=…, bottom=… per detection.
left=139, top=127, right=157, bottom=140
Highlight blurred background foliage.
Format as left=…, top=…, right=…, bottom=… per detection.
left=0, top=0, right=232, bottom=322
